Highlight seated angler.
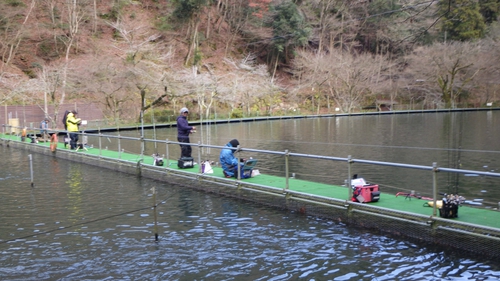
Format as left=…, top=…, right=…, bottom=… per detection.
left=219, top=139, right=244, bottom=178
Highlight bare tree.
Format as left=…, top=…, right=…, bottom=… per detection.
left=36, top=64, right=61, bottom=125
left=408, top=42, right=482, bottom=108
left=293, top=49, right=386, bottom=113
left=80, top=58, right=135, bottom=123
left=41, top=0, right=60, bottom=55
left=215, top=54, right=279, bottom=116
left=59, top=0, right=85, bottom=107
left=306, top=0, right=345, bottom=54
left=0, top=76, right=34, bottom=105
left=469, top=30, right=500, bottom=106
left=218, top=0, right=268, bottom=55
left=0, top=0, right=36, bottom=79
left=105, top=16, right=174, bottom=121
left=327, top=52, right=380, bottom=113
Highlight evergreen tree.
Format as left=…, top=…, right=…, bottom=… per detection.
left=172, top=0, right=209, bottom=23
left=266, top=1, right=310, bottom=79
left=479, top=0, right=500, bottom=24
left=439, top=0, right=486, bottom=41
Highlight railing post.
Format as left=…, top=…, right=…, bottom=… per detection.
left=165, top=139, right=169, bottom=168
left=347, top=155, right=352, bottom=200
left=285, top=149, right=289, bottom=190
left=236, top=145, right=241, bottom=180
left=118, top=134, right=122, bottom=159
left=432, top=162, right=438, bottom=217
left=140, top=136, right=144, bottom=159
left=98, top=132, right=102, bottom=157
left=198, top=141, right=202, bottom=173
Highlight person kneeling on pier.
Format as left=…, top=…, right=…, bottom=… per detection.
left=220, top=139, right=250, bottom=179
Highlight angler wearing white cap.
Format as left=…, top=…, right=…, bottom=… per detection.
left=176, top=107, right=196, bottom=158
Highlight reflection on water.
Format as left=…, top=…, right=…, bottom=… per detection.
left=67, top=166, right=84, bottom=226
left=1, top=144, right=500, bottom=280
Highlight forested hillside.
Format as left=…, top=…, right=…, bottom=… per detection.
left=1, top=0, right=499, bottom=124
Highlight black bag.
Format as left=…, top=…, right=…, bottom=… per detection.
left=439, top=202, right=458, bottom=218
left=178, top=157, right=194, bottom=169
left=62, top=110, right=70, bottom=130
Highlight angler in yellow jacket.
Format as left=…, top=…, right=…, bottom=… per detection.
left=66, top=110, right=82, bottom=150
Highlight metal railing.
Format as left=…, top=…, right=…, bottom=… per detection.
left=4, top=123, right=500, bottom=216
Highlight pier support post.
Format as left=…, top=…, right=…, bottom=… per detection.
left=29, top=154, right=34, bottom=187
left=136, top=159, right=143, bottom=177
left=152, top=187, right=159, bottom=242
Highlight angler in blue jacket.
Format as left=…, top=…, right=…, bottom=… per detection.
left=220, top=139, right=244, bottom=178
left=176, top=107, right=196, bottom=158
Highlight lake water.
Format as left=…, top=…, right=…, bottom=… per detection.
left=2, top=110, right=500, bottom=280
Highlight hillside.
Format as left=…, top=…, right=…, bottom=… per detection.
left=2, top=0, right=294, bottom=120
left=1, top=0, right=499, bottom=123
left=7, top=1, right=231, bottom=83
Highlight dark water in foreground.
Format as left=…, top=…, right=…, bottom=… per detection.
left=1, top=145, right=500, bottom=280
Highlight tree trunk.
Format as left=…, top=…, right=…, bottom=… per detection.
left=206, top=10, right=211, bottom=39
left=271, top=52, right=279, bottom=84
left=185, top=19, right=200, bottom=66
left=93, top=0, right=97, bottom=34
left=1, top=0, right=36, bottom=76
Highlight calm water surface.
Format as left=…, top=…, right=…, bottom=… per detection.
left=1, top=111, right=500, bottom=280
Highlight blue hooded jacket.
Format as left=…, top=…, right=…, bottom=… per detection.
left=176, top=115, right=193, bottom=140
left=219, top=141, right=240, bottom=177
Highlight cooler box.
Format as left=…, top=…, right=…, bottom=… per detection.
left=354, top=184, right=380, bottom=203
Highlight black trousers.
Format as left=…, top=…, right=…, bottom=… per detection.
left=178, top=137, right=191, bottom=158
left=69, top=132, right=79, bottom=149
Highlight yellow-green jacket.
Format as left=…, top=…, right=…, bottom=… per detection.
left=66, top=112, right=81, bottom=132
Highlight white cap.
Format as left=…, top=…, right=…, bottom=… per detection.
left=180, top=107, right=189, bottom=114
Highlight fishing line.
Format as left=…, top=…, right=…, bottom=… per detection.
left=0, top=193, right=175, bottom=245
